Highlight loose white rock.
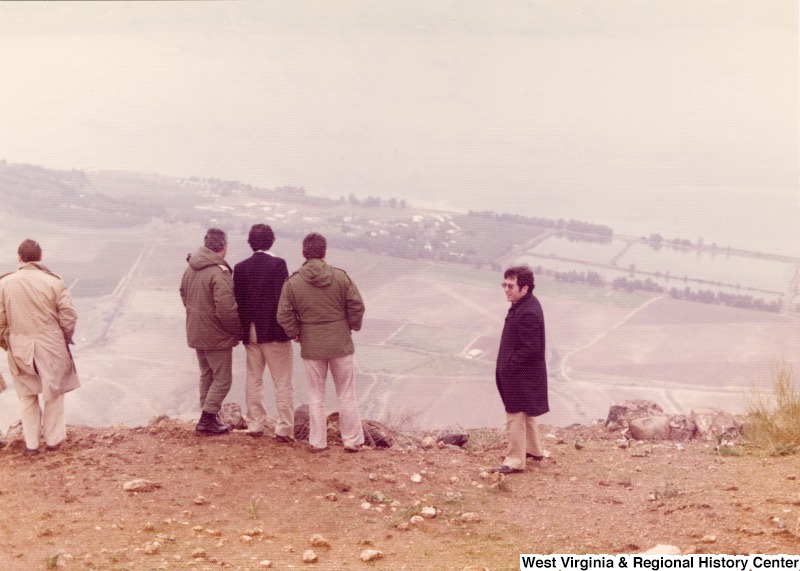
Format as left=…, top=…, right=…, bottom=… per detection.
left=302, top=549, right=318, bottom=563
left=410, top=474, right=423, bottom=484
left=360, top=549, right=384, bottom=562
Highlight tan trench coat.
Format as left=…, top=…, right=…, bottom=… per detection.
left=0, top=262, right=80, bottom=400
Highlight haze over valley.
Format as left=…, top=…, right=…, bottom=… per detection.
left=0, top=163, right=796, bottom=432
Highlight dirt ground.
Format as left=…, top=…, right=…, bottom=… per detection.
left=1, top=418, right=799, bottom=571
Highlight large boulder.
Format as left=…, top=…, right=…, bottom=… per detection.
left=691, top=408, right=740, bottom=441
left=436, top=426, right=469, bottom=447
left=629, top=416, right=671, bottom=441
left=605, top=399, right=664, bottom=432
left=668, top=415, right=697, bottom=441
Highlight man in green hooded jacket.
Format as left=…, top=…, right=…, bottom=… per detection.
left=277, top=232, right=365, bottom=452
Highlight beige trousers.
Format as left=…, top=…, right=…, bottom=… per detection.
left=503, top=411, right=544, bottom=470
left=303, top=355, right=364, bottom=450
left=19, top=392, right=65, bottom=450
left=245, top=324, right=294, bottom=437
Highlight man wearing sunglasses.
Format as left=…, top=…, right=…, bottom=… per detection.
left=492, top=264, right=548, bottom=474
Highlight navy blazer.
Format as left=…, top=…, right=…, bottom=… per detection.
left=495, top=292, right=549, bottom=416
left=233, top=252, right=291, bottom=344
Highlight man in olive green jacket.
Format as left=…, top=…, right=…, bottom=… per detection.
left=277, top=232, right=365, bottom=452
left=180, top=228, right=241, bottom=435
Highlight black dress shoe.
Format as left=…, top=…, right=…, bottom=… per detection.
left=526, top=453, right=544, bottom=461
left=490, top=465, right=523, bottom=474
left=195, top=412, right=230, bottom=435
left=23, top=448, right=40, bottom=457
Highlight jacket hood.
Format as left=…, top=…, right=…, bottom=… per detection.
left=297, top=258, right=333, bottom=288
left=188, top=247, right=231, bottom=272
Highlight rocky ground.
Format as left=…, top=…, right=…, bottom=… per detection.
left=0, top=417, right=799, bottom=571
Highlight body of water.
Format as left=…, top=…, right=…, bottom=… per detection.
left=331, top=185, right=798, bottom=259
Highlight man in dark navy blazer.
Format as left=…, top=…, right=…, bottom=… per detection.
left=492, top=264, right=549, bottom=474
left=233, top=224, right=295, bottom=440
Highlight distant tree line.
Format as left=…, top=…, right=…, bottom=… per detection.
left=467, top=210, right=613, bottom=238
left=543, top=267, right=781, bottom=313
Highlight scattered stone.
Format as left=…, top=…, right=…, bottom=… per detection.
left=324, top=493, right=337, bottom=501
left=302, top=549, right=318, bottom=563
left=191, top=548, right=207, bottom=559
left=420, top=506, right=437, bottom=519
left=368, top=473, right=378, bottom=481
left=240, top=535, right=253, bottom=543
left=410, top=474, right=423, bottom=484
left=193, top=495, right=208, bottom=505
left=123, top=479, right=160, bottom=492
left=259, top=561, right=273, bottom=568
left=218, top=403, right=247, bottom=430
left=461, top=512, right=481, bottom=523
left=360, top=549, right=383, bottom=562
left=205, top=529, right=221, bottom=537
left=700, top=535, right=717, bottom=543
left=382, top=473, right=397, bottom=483
left=142, top=522, right=155, bottom=532
left=244, top=528, right=263, bottom=536
left=574, top=438, right=585, bottom=450
left=191, top=525, right=204, bottom=532
left=142, top=541, right=160, bottom=555
left=309, top=534, right=330, bottom=548
left=361, top=502, right=372, bottom=510
left=396, top=522, right=410, bottom=531
left=479, top=471, right=490, bottom=480
left=421, top=436, right=436, bottom=449
left=409, top=515, right=424, bottom=525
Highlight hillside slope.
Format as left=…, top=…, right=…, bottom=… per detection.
left=1, top=418, right=798, bottom=571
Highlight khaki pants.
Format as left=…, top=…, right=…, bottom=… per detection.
left=502, top=411, right=544, bottom=470
left=196, top=348, right=233, bottom=414
left=245, top=325, right=294, bottom=437
left=303, top=355, right=364, bottom=450
left=19, top=392, right=65, bottom=450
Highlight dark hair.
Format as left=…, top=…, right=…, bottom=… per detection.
left=504, top=264, right=534, bottom=291
left=204, top=228, right=227, bottom=253
left=18, top=239, right=42, bottom=262
left=248, top=224, right=275, bottom=251
left=302, top=232, right=327, bottom=260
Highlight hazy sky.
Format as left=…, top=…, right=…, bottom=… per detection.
left=1, top=2, right=797, bottom=215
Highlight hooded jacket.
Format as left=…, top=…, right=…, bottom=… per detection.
left=0, top=262, right=80, bottom=400
left=180, top=247, right=241, bottom=350
left=277, top=258, right=365, bottom=360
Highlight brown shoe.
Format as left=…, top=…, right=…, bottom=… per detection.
left=275, top=434, right=296, bottom=443
left=308, top=446, right=329, bottom=453
left=23, top=448, right=40, bottom=457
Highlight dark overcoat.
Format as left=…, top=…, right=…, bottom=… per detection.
left=495, top=292, right=549, bottom=416
left=233, top=252, right=291, bottom=344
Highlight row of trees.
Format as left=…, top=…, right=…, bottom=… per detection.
left=548, top=270, right=782, bottom=313
left=467, top=210, right=613, bottom=238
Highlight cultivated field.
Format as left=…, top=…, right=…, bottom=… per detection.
left=0, top=214, right=798, bottom=434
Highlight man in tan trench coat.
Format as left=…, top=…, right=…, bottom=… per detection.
left=0, top=239, right=80, bottom=456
